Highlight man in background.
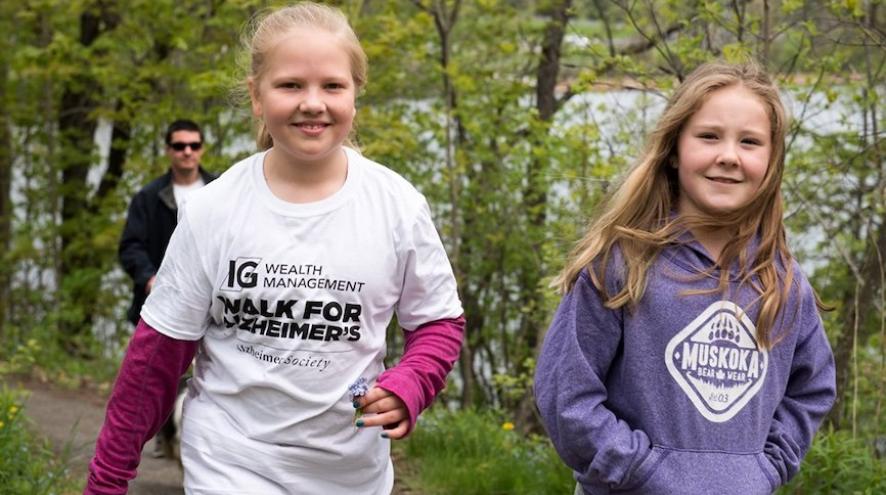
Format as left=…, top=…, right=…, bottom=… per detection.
left=118, top=119, right=217, bottom=457
left=120, top=119, right=217, bottom=326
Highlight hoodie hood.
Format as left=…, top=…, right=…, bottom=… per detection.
left=661, top=228, right=764, bottom=283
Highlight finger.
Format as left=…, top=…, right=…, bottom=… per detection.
left=380, top=419, right=409, bottom=440
left=356, top=408, right=406, bottom=428
left=361, top=396, right=403, bottom=415
left=358, top=387, right=392, bottom=407
left=353, top=388, right=380, bottom=409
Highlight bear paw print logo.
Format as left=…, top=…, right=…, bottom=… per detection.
left=709, top=315, right=741, bottom=344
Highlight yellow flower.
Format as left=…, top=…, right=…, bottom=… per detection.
left=502, top=421, right=515, bottom=431
left=0, top=420, right=4, bottom=429
left=9, top=405, right=18, bottom=416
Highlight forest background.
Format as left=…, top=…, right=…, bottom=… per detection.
left=0, top=0, right=883, bottom=493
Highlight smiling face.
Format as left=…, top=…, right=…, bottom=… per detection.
left=248, top=27, right=356, bottom=169
left=675, top=84, right=772, bottom=218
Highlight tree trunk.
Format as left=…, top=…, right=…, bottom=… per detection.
left=0, top=59, right=11, bottom=339
left=95, top=110, right=130, bottom=201
left=416, top=0, right=481, bottom=408
left=515, top=0, right=572, bottom=431
left=759, top=0, right=771, bottom=65
left=56, top=5, right=122, bottom=352
left=56, top=10, right=102, bottom=345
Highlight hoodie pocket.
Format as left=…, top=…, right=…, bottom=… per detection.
left=613, top=448, right=776, bottom=494
left=754, top=452, right=781, bottom=491
left=613, top=446, right=669, bottom=492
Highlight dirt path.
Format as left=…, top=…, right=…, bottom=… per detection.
left=7, top=377, right=414, bottom=494
left=7, top=377, right=185, bottom=495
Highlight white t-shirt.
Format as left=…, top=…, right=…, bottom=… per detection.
left=172, top=177, right=205, bottom=209
left=142, top=147, right=462, bottom=494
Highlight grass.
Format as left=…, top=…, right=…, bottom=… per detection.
left=778, top=427, right=886, bottom=494
left=0, top=386, right=80, bottom=495
left=397, top=408, right=573, bottom=495
left=398, top=408, right=885, bottom=495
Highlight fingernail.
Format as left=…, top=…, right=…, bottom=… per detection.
left=355, top=419, right=364, bottom=427
left=380, top=432, right=389, bottom=438
left=353, top=401, right=360, bottom=408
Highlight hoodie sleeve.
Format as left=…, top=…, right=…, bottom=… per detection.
left=534, top=270, right=653, bottom=490
left=764, top=278, right=836, bottom=485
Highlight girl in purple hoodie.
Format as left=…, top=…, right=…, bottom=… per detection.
left=535, top=61, right=835, bottom=495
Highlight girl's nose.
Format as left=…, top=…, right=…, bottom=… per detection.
left=299, top=89, right=325, bottom=113
left=716, top=142, right=739, bottom=166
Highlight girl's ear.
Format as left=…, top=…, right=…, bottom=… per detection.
left=248, top=77, right=262, bottom=118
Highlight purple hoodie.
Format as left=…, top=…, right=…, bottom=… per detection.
left=535, top=238, right=835, bottom=495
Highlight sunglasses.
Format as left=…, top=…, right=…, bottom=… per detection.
left=169, top=141, right=203, bottom=151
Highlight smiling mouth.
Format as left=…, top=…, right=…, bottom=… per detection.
left=292, top=122, right=330, bottom=137
left=293, top=122, right=330, bottom=130
left=707, top=177, right=741, bottom=184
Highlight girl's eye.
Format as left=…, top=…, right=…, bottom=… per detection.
left=325, top=82, right=345, bottom=90
left=698, top=133, right=717, bottom=140
left=278, top=82, right=301, bottom=89
left=742, top=138, right=762, bottom=146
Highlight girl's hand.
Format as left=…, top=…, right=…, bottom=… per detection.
left=354, top=387, right=409, bottom=439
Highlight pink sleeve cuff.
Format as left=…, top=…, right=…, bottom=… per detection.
left=375, top=315, right=465, bottom=436
left=85, top=319, right=198, bottom=495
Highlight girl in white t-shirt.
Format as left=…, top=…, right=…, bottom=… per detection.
left=86, top=3, right=464, bottom=494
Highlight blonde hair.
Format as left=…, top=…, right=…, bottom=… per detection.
left=556, top=61, right=799, bottom=349
left=242, top=2, right=368, bottom=150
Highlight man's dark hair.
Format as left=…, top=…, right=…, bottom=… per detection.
left=164, top=119, right=203, bottom=145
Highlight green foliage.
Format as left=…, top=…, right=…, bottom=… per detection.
left=3, top=0, right=254, bottom=354
left=0, top=387, right=79, bottom=495
left=779, top=429, right=886, bottom=494
left=0, top=326, right=121, bottom=389
left=493, top=357, right=536, bottom=402
left=399, top=407, right=573, bottom=494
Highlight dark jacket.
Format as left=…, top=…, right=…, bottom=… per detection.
left=119, top=168, right=218, bottom=325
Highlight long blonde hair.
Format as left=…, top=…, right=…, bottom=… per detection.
left=555, top=61, right=796, bottom=349
left=241, top=2, right=368, bottom=150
